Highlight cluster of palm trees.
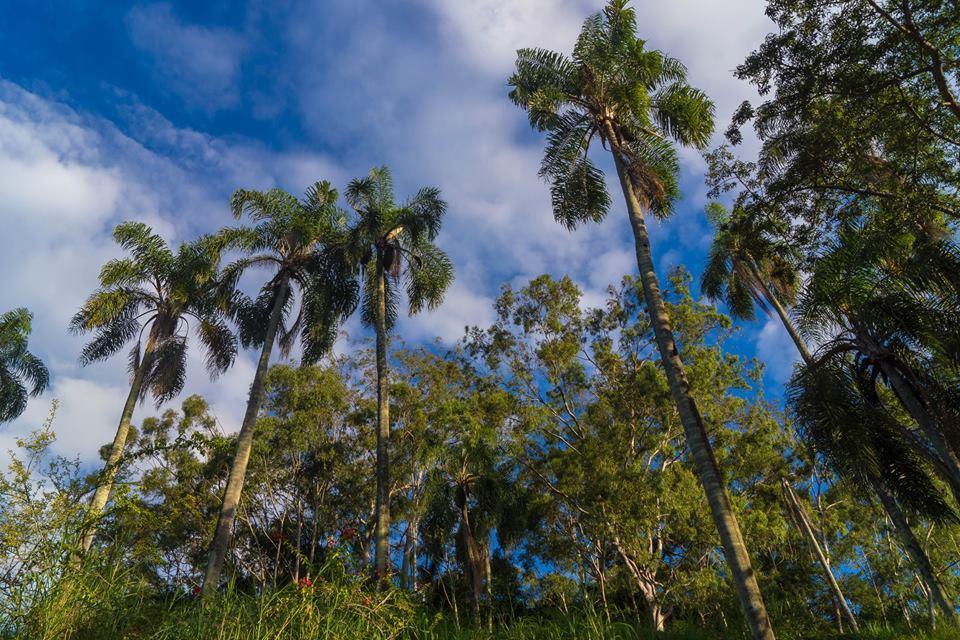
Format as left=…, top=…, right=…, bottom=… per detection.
left=60, top=167, right=452, bottom=592
left=2, top=1, right=956, bottom=638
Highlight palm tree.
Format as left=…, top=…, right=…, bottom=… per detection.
left=202, top=181, right=355, bottom=594
left=794, top=218, right=960, bottom=503
left=334, top=166, right=453, bottom=583
left=0, top=308, right=49, bottom=422
left=700, top=203, right=958, bottom=628
left=71, top=222, right=235, bottom=554
left=507, top=3, right=774, bottom=637
left=701, top=204, right=809, bottom=361
left=786, top=217, right=960, bottom=623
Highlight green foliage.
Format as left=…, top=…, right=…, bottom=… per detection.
left=217, top=181, right=354, bottom=363
left=508, top=0, right=714, bottom=224
left=71, top=222, right=235, bottom=404
left=327, top=165, right=454, bottom=333
left=0, top=307, right=49, bottom=422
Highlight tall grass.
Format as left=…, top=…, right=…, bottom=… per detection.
left=6, top=560, right=955, bottom=640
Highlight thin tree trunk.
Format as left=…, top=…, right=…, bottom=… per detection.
left=781, top=479, right=859, bottom=632
left=374, top=270, right=392, bottom=584
left=605, top=122, right=775, bottom=640
left=79, top=336, right=155, bottom=554
left=611, top=535, right=665, bottom=632
left=484, top=537, right=493, bottom=632
left=750, top=263, right=814, bottom=364
left=202, top=277, right=288, bottom=595
left=873, top=478, right=956, bottom=622
left=877, top=359, right=960, bottom=499
left=402, top=517, right=418, bottom=590
left=457, top=486, right=483, bottom=624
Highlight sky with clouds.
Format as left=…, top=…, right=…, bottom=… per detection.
left=0, top=0, right=797, bottom=467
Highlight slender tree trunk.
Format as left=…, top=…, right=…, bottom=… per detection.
left=605, top=122, right=775, bottom=640
left=484, top=536, right=493, bottom=632
left=202, top=277, right=288, bottom=595
left=457, top=486, right=483, bottom=624
left=781, top=479, right=859, bottom=632
left=873, top=478, right=956, bottom=622
left=876, top=358, right=960, bottom=499
left=79, top=336, right=156, bottom=554
left=402, top=516, right=418, bottom=590
left=612, top=536, right=665, bottom=632
left=374, top=270, right=392, bottom=584
left=750, top=264, right=814, bottom=364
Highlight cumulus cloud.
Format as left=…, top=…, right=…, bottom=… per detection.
left=126, top=3, right=247, bottom=112
left=0, top=80, right=343, bottom=468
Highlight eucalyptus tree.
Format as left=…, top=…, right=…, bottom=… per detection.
left=71, top=222, right=236, bottom=554
left=333, top=166, right=453, bottom=582
left=202, top=181, right=355, bottom=594
left=0, top=308, right=49, bottom=423
left=507, top=2, right=774, bottom=636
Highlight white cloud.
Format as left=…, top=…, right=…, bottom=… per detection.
left=0, top=80, right=347, bottom=468
left=126, top=3, right=247, bottom=112
left=755, top=317, right=800, bottom=384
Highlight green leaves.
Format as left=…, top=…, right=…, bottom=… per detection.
left=340, top=165, right=454, bottom=333
left=0, top=308, right=49, bottom=422
left=73, top=223, right=237, bottom=406
left=509, top=0, right=715, bottom=226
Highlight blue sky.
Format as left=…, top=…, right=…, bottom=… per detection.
left=0, top=0, right=796, bottom=465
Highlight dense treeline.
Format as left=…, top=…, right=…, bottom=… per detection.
left=1, top=1, right=959, bottom=639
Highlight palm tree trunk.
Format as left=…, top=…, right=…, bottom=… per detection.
left=759, top=284, right=956, bottom=625
left=202, top=277, right=288, bottom=595
left=876, top=359, right=960, bottom=499
left=749, top=264, right=813, bottom=364
left=79, top=336, right=155, bottom=554
left=457, top=486, right=483, bottom=624
left=781, top=479, right=859, bottom=632
left=605, top=123, right=775, bottom=640
left=873, top=478, right=956, bottom=622
left=374, top=270, right=391, bottom=583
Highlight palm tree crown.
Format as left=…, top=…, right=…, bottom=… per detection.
left=508, top=0, right=713, bottom=227
left=0, top=308, right=49, bottom=422
left=219, top=180, right=355, bottom=363
left=701, top=203, right=799, bottom=321
left=333, top=166, right=454, bottom=328
left=71, top=221, right=236, bottom=404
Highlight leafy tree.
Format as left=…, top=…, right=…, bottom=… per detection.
left=202, top=182, right=354, bottom=593
left=71, top=222, right=235, bottom=554
left=331, top=166, right=454, bottom=582
left=507, top=2, right=775, bottom=636
left=0, top=308, right=49, bottom=423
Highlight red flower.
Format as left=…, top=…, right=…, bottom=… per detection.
left=340, top=527, right=357, bottom=540
left=298, top=577, right=313, bottom=589
left=191, top=585, right=201, bottom=597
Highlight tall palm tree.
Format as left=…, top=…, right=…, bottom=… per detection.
left=508, top=3, right=774, bottom=637
left=786, top=217, right=960, bottom=623
left=701, top=203, right=958, bottom=627
left=701, top=204, right=809, bottom=361
left=202, top=181, right=355, bottom=594
left=71, top=222, right=235, bottom=554
left=334, top=166, right=453, bottom=582
left=0, top=308, right=49, bottom=422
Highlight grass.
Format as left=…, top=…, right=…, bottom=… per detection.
left=4, top=562, right=956, bottom=640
